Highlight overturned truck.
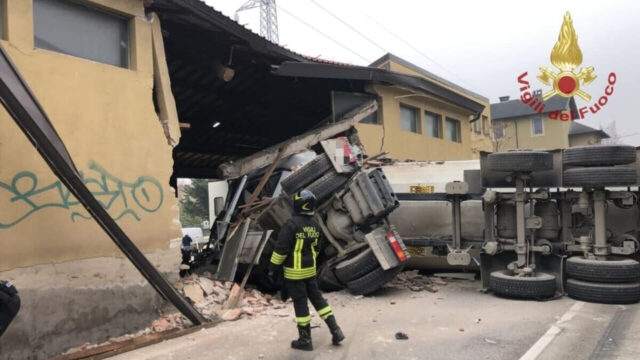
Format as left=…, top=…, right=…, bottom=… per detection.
left=186, top=107, right=409, bottom=295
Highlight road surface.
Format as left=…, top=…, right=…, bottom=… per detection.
left=109, top=278, right=640, bottom=360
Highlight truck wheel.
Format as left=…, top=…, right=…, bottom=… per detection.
left=317, top=265, right=345, bottom=292
left=563, top=167, right=637, bottom=187
left=346, top=265, right=403, bottom=296
left=566, top=257, right=640, bottom=283
left=335, top=248, right=380, bottom=283
left=489, top=270, right=556, bottom=299
left=307, top=171, right=351, bottom=203
left=486, top=151, right=553, bottom=172
left=281, top=154, right=332, bottom=195
left=567, top=279, right=640, bottom=304
left=563, top=145, right=636, bottom=166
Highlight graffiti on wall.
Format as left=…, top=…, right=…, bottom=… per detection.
left=0, top=161, right=163, bottom=229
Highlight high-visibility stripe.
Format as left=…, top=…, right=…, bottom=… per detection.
left=311, top=238, right=317, bottom=262
left=296, top=315, right=311, bottom=325
left=293, top=238, right=303, bottom=269
left=270, top=252, right=287, bottom=265
left=317, top=306, right=332, bottom=319
left=284, top=266, right=316, bottom=280
left=317, top=306, right=332, bottom=316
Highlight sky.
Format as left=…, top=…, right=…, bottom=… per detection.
left=205, top=0, right=640, bottom=145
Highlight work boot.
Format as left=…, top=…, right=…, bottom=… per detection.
left=291, top=324, right=313, bottom=351
left=325, top=315, right=345, bottom=345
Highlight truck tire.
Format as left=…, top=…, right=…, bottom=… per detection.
left=335, top=248, right=380, bottom=283
left=486, top=151, right=553, bottom=172
left=346, top=265, right=403, bottom=295
left=566, top=257, right=640, bottom=283
left=489, top=270, right=556, bottom=299
left=281, top=154, right=333, bottom=195
left=563, top=167, right=637, bottom=187
left=307, top=171, right=351, bottom=203
left=566, top=279, right=640, bottom=304
left=563, top=145, right=636, bottom=166
left=317, top=265, right=345, bottom=292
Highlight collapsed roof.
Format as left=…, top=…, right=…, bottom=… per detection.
left=148, top=0, right=486, bottom=185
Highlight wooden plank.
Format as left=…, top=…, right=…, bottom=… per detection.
left=50, top=320, right=222, bottom=360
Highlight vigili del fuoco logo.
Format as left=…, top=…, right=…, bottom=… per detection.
left=516, top=12, right=616, bottom=121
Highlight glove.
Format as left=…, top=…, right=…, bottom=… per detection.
left=267, top=263, right=280, bottom=286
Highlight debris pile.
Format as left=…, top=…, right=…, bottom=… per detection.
left=389, top=270, right=448, bottom=292
left=62, top=273, right=290, bottom=356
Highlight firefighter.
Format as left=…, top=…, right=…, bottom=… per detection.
left=268, top=189, right=345, bottom=351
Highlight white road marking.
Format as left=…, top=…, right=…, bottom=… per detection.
left=519, top=301, right=585, bottom=360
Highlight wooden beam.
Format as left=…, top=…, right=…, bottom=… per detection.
left=217, top=100, right=377, bottom=179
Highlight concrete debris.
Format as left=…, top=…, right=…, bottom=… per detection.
left=63, top=273, right=289, bottom=355
left=389, top=270, right=447, bottom=293
left=183, top=283, right=205, bottom=303
left=484, top=338, right=497, bottom=344
left=222, top=308, right=243, bottom=321
left=354, top=295, right=364, bottom=300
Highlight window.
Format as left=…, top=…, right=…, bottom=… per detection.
left=400, top=104, right=419, bottom=133
left=481, top=115, right=488, bottom=135
left=424, top=111, right=441, bottom=138
left=494, top=121, right=504, bottom=139
left=532, top=115, right=544, bottom=135
left=445, top=117, right=461, bottom=142
left=359, top=111, right=380, bottom=124
left=473, top=120, right=480, bottom=134
left=34, top=0, right=129, bottom=68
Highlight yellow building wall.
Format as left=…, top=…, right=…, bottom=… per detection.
left=0, top=0, right=181, bottom=271
left=356, top=85, right=472, bottom=161
left=370, top=59, right=493, bottom=158
left=569, top=133, right=602, bottom=146
left=495, top=115, right=573, bottom=151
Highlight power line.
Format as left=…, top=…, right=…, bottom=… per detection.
left=308, top=0, right=386, bottom=54
left=276, top=5, right=371, bottom=64
left=363, top=13, right=483, bottom=94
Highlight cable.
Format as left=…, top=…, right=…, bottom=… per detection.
left=308, top=0, right=386, bottom=54
left=276, top=5, right=371, bottom=64
left=363, top=13, right=483, bottom=94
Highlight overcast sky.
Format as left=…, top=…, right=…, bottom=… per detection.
left=205, top=0, right=640, bottom=145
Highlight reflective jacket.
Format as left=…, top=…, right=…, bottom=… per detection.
left=270, top=215, right=323, bottom=280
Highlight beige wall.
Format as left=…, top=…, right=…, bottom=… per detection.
left=356, top=85, right=473, bottom=161
left=0, top=0, right=181, bottom=271
left=493, top=115, right=572, bottom=151
left=570, top=133, right=602, bottom=147
left=386, top=61, right=493, bottom=157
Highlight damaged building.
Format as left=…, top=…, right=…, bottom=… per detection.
left=0, top=0, right=487, bottom=358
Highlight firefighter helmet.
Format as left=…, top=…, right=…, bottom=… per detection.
left=294, top=189, right=317, bottom=215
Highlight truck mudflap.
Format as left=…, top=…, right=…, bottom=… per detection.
left=365, top=225, right=409, bottom=270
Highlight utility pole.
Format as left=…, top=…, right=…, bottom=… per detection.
left=235, top=0, right=279, bottom=43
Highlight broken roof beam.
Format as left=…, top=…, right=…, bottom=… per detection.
left=217, top=100, right=378, bottom=179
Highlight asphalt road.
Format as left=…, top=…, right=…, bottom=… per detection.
left=109, top=278, right=640, bottom=360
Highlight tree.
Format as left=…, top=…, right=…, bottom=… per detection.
left=179, top=179, right=210, bottom=227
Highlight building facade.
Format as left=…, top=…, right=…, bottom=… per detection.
left=355, top=54, right=492, bottom=161
left=0, top=0, right=182, bottom=271
left=490, top=95, right=608, bottom=151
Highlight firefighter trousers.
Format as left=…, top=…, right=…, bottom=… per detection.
left=285, top=277, right=333, bottom=326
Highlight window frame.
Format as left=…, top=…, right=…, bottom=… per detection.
left=481, top=115, right=488, bottom=135
left=423, top=110, right=442, bottom=138
left=472, top=119, right=480, bottom=134
left=531, top=115, right=544, bottom=136
left=399, top=103, right=420, bottom=134
left=445, top=117, right=462, bottom=143
left=494, top=121, right=505, bottom=139
left=33, top=0, right=132, bottom=69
